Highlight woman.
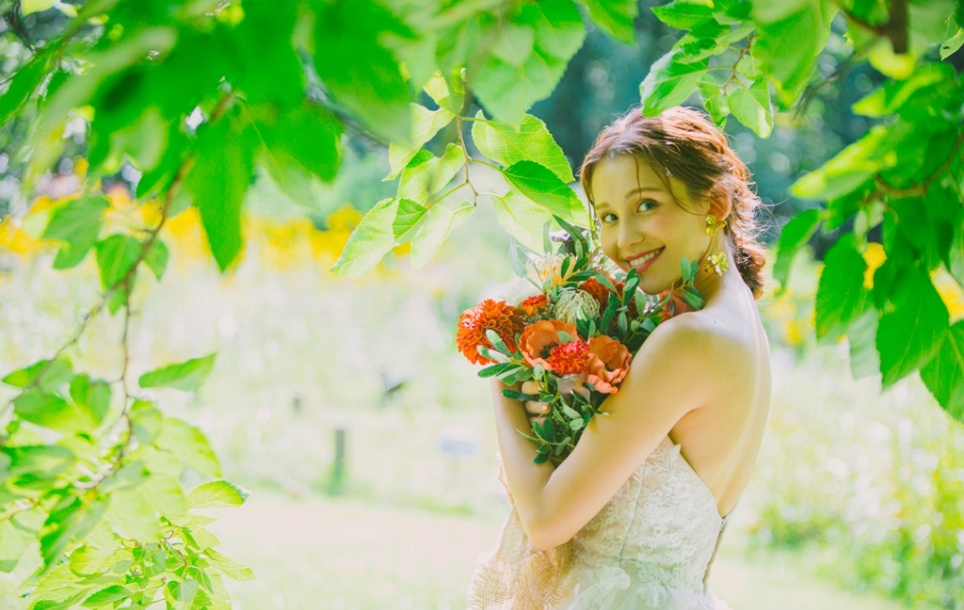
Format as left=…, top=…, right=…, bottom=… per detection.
left=467, top=106, right=771, bottom=609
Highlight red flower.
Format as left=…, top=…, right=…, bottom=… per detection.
left=520, top=294, right=550, bottom=317
left=580, top=277, right=614, bottom=310
left=546, top=340, right=590, bottom=376
left=658, top=289, right=694, bottom=319
left=519, top=320, right=580, bottom=371
left=456, top=299, right=524, bottom=365
left=586, top=336, right=632, bottom=394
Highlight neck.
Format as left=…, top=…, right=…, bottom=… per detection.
left=691, top=234, right=738, bottom=304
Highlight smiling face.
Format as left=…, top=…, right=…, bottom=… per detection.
left=589, top=154, right=712, bottom=294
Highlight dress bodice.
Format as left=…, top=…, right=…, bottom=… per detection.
left=558, top=436, right=732, bottom=609
left=466, top=436, right=734, bottom=610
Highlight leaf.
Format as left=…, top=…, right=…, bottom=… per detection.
left=95, top=234, right=141, bottom=293
left=815, top=234, right=870, bottom=341
left=104, top=488, right=162, bottom=543
left=27, top=29, right=177, bottom=187
left=330, top=198, right=400, bottom=278
left=472, top=0, right=585, bottom=124
left=490, top=23, right=536, bottom=65
left=21, top=0, right=57, bottom=15
left=205, top=548, right=255, bottom=581
left=773, top=208, right=822, bottom=291
left=920, top=321, right=964, bottom=420
left=424, top=71, right=465, bottom=115
left=726, top=77, right=772, bottom=137
left=578, top=0, right=639, bottom=43
left=313, top=0, right=414, bottom=141
left=851, top=63, right=954, bottom=117
left=139, top=474, right=189, bottom=523
left=82, top=585, right=132, bottom=607
left=186, top=480, right=250, bottom=510
left=386, top=104, right=456, bottom=179
left=69, top=374, right=111, bottom=425
left=790, top=126, right=896, bottom=201
left=410, top=203, right=474, bottom=268
left=0, top=54, right=50, bottom=125
left=42, top=196, right=110, bottom=270
left=68, top=542, right=116, bottom=576
left=652, top=1, right=716, bottom=29
left=39, top=497, right=87, bottom=567
left=941, top=26, right=964, bottom=59
left=493, top=190, right=555, bottom=252
left=502, top=160, right=586, bottom=225
left=698, top=75, right=729, bottom=126
left=130, top=399, right=162, bottom=444
left=184, top=112, right=257, bottom=272
left=144, top=238, right=169, bottom=280
left=166, top=579, right=199, bottom=610
left=392, top=198, right=428, bottom=242
left=156, top=416, right=222, bottom=477
left=750, top=0, right=835, bottom=107
left=255, top=101, right=343, bottom=186
left=14, top=391, right=95, bottom=435
left=471, top=111, right=573, bottom=182
left=640, top=49, right=708, bottom=116
left=0, top=518, right=35, bottom=573
left=2, top=357, right=73, bottom=392
left=877, top=266, right=950, bottom=388
left=398, top=143, right=466, bottom=205
left=847, top=309, right=880, bottom=380
left=138, top=353, right=217, bottom=391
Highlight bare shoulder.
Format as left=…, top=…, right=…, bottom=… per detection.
left=636, top=309, right=756, bottom=382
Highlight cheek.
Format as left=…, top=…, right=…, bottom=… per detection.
left=599, top=230, right=627, bottom=269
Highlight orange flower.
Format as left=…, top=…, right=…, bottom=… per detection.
left=586, top=336, right=632, bottom=394
left=520, top=294, right=550, bottom=317
left=456, top=299, right=524, bottom=365
left=580, top=277, right=614, bottom=310
left=658, top=289, right=694, bottom=319
left=546, top=340, right=590, bottom=375
left=519, top=320, right=579, bottom=371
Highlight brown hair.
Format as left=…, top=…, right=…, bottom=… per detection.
left=580, top=106, right=766, bottom=299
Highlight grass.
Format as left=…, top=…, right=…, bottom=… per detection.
left=205, top=489, right=907, bottom=610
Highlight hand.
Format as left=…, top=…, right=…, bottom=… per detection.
left=521, top=380, right=550, bottom=431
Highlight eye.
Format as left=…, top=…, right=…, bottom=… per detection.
left=600, top=212, right=617, bottom=223
left=637, top=199, right=659, bottom=212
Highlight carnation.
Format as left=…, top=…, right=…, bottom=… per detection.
left=547, top=340, right=590, bottom=375
left=456, top=299, right=524, bottom=365
left=519, top=294, right=551, bottom=318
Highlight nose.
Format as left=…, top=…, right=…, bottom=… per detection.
left=617, top=220, right=643, bottom=252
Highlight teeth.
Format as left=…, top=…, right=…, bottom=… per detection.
left=630, top=249, right=660, bottom=266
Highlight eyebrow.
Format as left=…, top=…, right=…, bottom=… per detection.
left=594, top=186, right=665, bottom=210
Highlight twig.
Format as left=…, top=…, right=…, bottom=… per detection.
left=455, top=115, right=479, bottom=204
left=874, top=134, right=964, bottom=198
left=831, top=0, right=908, bottom=54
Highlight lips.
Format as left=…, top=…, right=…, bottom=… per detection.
left=625, top=247, right=664, bottom=273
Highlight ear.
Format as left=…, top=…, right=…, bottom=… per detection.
left=706, top=185, right=732, bottom=221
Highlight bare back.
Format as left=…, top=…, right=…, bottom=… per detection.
left=668, top=277, right=772, bottom=518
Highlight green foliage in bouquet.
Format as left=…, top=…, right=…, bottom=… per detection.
left=459, top=216, right=702, bottom=464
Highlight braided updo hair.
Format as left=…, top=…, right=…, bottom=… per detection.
left=580, top=106, right=766, bottom=299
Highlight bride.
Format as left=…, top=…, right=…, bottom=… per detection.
left=467, top=106, right=772, bottom=609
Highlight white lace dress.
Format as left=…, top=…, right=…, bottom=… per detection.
left=467, top=436, right=733, bottom=609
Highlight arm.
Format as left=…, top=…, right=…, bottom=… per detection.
left=491, top=317, right=732, bottom=551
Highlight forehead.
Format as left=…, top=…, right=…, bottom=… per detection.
left=589, top=155, right=671, bottom=208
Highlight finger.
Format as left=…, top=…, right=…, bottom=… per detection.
left=525, top=400, right=550, bottom=416
left=520, top=380, right=539, bottom=395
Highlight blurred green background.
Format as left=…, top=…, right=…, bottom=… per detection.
left=2, top=1, right=963, bottom=609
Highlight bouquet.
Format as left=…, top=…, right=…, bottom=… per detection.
left=456, top=217, right=703, bottom=465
